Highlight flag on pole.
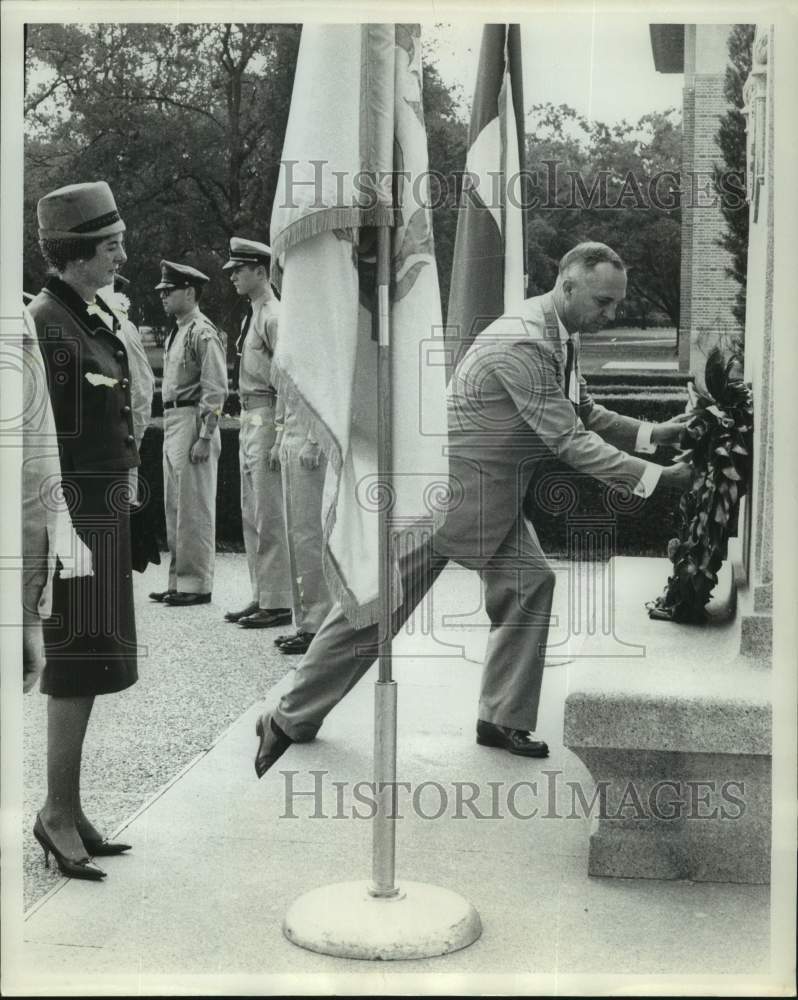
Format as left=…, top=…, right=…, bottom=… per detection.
left=270, top=24, right=448, bottom=628
left=446, top=24, right=527, bottom=359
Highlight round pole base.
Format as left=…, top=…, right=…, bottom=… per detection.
left=283, top=880, right=482, bottom=960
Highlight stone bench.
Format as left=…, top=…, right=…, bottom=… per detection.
left=562, top=556, right=771, bottom=884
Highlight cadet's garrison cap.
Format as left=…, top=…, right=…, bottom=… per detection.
left=155, top=260, right=210, bottom=291
left=222, top=237, right=272, bottom=270
left=37, top=181, right=126, bottom=241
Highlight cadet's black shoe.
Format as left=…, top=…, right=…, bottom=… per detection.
left=476, top=720, right=549, bottom=758
left=254, top=712, right=293, bottom=779
left=224, top=601, right=259, bottom=623
left=239, top=608, right=292, bottom=629
left=277, top=631, right=315, bottom=655
left=163, top=591, right=212, bottom=607
left=149, top=589, right=176, bottom=602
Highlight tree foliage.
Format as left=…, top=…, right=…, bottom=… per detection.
left=524, top=103, right=682, bottom=329
left=713, top=23, right=755, bottom=327
left=25, top=24, right=682, bottom=340
left=25, top=23, right=301, bottom=340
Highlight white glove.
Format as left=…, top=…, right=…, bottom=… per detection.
left=53, top=510, right=94, bottom=579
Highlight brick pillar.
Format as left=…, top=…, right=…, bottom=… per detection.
left=681, top=72, right=745, bottom=383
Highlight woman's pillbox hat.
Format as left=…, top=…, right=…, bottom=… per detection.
left=37, top=181, right=126, bottom=241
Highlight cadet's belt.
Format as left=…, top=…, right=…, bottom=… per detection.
left=240, top=392, right=276, bottom=411
left=163, top=399, right=199, bottom=410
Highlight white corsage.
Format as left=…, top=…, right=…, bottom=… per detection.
left=85, top=372, right=119, bottom=388
left=86, top=302, right=115, bottom=328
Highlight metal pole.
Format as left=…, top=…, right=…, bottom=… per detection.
left=370, top=222, right=399, bottom=897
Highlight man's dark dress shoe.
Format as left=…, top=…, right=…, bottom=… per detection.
left=254, top=712, right=293, bottom=778
left=163, top=591, right=212, bottom=607
left=224, top=601, right=259, bottom=623
left=276, top=631, right=315, bottom=654
left=149, top=589, right=176, bottom=602
left=239, top=608, right=292, bottom=629
left=476, top=720, right=549, bottom=758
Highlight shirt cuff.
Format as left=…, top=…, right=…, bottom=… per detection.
left=635, top=422, right=657, bottom=454
left=633, top=462, right=662, bottom=499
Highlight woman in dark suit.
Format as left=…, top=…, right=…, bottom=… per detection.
left=28, top=181, right=140, bottom=881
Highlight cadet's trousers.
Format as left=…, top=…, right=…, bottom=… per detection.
left=163, top=407, right=220, bottom=593
left=239, top=405, right=292, bottom=609
left=280, top=428, right=332, bottom=633
left=272, top=516, right=556, bottom=741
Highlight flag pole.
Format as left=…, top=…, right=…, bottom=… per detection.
left=281, top=22, right=481, bottom=961
left=283, top=217, right=482, bottom=960
left=371, top=220, right=399, bottom=897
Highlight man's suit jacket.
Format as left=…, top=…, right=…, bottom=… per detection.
left=434, top=292, right=651, bottom=568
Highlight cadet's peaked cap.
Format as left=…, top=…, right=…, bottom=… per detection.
left=222, top=237, right=272, bottom=270
left=155, top=260, right=210, bottom=291
left=37, top=181, right=126, bottom=241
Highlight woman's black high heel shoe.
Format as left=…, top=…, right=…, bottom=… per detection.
left=81, top=835, right=132, bottom=857
left=33, top=815, right=106, bottom=881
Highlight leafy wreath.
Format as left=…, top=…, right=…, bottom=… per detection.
left=647, top=348, right=753, bottom=623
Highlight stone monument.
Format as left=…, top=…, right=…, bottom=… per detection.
left=562, top=23, right=773, bottom=885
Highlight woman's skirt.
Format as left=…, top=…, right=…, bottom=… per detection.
left=41, top=470, right=138, bottom=697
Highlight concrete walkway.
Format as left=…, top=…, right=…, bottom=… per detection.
left=11, top=559, right=777, bottom=995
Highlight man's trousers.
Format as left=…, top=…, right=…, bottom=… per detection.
left=272, top=516, right=556, bottom=741
left=280, top=427, right=332, bottom=632
left=239, top=406, right=292, bottom=609
left=163, top=407, right=220, bottom=593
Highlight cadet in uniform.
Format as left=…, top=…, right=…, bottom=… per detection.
left=274, top=392, right=332, bottom=655
left=149, top=261, right=227, bottom=607
left=222, top=238, right=292, bottom=628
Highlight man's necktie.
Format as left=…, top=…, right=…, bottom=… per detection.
left=165, top=323, right=178, bottom=353
left=236, top=304, right=253, bottom=356
left=564, top=336, right=578, bottom=406
left=233, top=304, right=253, bottom=390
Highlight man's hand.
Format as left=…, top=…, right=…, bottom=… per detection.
left=659, top=461, right=693, bottom=492
left=651, top=413, right=693, bottom=447
left=268, top=442, right=281, bottom=471
left=298, top=440, right=321, bottom=470
left=190, top=438, right=211, bottom=464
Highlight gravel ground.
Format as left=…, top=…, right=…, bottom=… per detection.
left=22, top=553, right=295, bottom=910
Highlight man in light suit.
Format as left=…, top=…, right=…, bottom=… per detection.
left=254, top=242, right=693, bottom=775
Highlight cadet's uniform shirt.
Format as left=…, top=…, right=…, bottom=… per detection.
left=104, top=292, right=155, bottom=448
left=238, top=292, right=279, bottom=398
left=162, top=306, right=227, bottom=439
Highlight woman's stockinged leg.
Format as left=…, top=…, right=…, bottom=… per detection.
left=39, top=693, right=95, bottom=860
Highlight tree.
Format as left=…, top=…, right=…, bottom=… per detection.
left=713, top=24, right=755, bottom=327
left=524, top=103, right=682, bottom=329
left=25, top=23, right=301, bottom=338
left=25, top=24, right=469, bottom=334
